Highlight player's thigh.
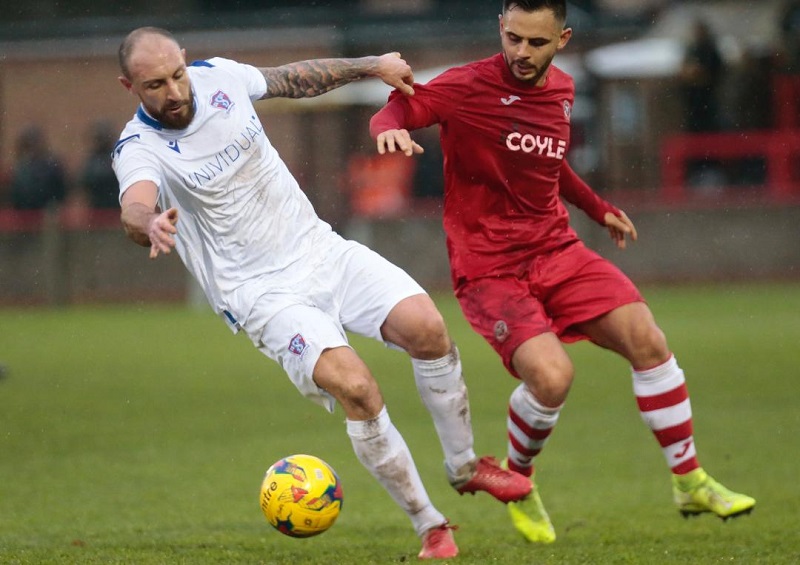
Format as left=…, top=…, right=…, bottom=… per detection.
left=576, top=301, right=668, bottom=366
left=334, top=243, right=427, bottom=343
left=256, top=304, right=350, bottom=413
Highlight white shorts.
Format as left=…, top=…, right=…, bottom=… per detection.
left=242, top=239, right=425, bottom=412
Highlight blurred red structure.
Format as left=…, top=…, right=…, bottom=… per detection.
left=661, top=74, right=800, bottom=203
left=0, top=207, right=119, bottom=233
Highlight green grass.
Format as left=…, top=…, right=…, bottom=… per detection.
left=1, top=282, right=799, bottom=564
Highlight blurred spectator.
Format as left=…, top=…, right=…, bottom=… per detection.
left=80, top=120, right=120, bottom=209
left=723, top=47, right=772, bottom=186
left=410, top=126, right=444, bottom=201
left=679, top=19, right=725, bottom=133
left=10, top=126, right=67, bottom=210
left=0, top=158, right=12, bottom=206
left=346, top=152, right=413, bottom=217
left=726, top=48, right=773, bottom=131
left=678, top=19, right=726, bottom=189
left=778, top=0, right=800, bottom=74
left=774, top=0, right=800, bottom=131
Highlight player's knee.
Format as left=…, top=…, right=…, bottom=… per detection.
left=537, top=367, right=573, bottom=406
left=518, top=356, right=573, bottom=406
left=630, top=322, right=669, bottom=361
left=403, top=312, right=450, bottom=359
left=314, top=349, right=384, bottom=417
left=382, top=294, right=451, bottom=358
left=335, top=371, right=384, bottom=417
left=339, top=374, right=378, bottom=404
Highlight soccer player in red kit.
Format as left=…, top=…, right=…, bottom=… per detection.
left=370, top=0, right=755, bottom=544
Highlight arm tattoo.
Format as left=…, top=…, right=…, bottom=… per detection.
left=261, top=57, right=377, bottom=99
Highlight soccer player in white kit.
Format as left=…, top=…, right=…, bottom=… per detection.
left=112, top=27, right=531, bottom=559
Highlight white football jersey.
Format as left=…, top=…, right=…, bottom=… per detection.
left=112, top=57, right=339, bottom=332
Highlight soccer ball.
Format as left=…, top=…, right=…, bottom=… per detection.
left=259, top=454, right=343, bottom=538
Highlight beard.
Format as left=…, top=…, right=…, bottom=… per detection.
left=151, top=98, right=195, bottom=130
left=506, top=54, right=555, bottom=85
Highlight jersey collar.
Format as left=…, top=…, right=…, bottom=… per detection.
left=136, top=105, right=164, bottom=130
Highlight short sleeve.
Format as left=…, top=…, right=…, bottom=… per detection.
left=111, top=135, right=162, bottom=200
left=204, top=57, right=267, bottom=101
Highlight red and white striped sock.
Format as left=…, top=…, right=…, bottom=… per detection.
left=632, top=355, right=699, bottom=475
left=506, top=384, right=561, bottom=478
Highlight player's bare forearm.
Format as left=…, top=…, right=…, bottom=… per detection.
left=261, top=58, right=371, bottom=98
left=121, top=201, right=158, bottom=247
left=121, top=204, right=179, bottom=259
left=260, top=53, right=413, bottom=99
left=118, top=181, right=177, bottom=258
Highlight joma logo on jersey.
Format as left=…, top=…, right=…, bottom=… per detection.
left=506, top=132, right=567, bottom=160
left=210, top=90, right=235, bottom=112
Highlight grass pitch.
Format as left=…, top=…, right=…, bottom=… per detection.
left=1, top=283, right=799, bottom=564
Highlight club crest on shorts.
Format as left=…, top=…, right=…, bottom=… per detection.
left=494, top=320, right=509, bottom=343
left=288, top=333, right=307, bottom=356
left=210, top=89, right=235, bottom=112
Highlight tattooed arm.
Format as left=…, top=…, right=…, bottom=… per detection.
left=258, top=52, right=415, bottom=99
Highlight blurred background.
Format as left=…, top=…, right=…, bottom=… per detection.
left=1, top=0, right=799, bottom=304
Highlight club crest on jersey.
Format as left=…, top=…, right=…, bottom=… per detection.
left=210, top=90, right=235, bottom=112
left=494, top=320, right=509, bottom=343
left=288, top=333, right=307, bottom=356
left=563, top=100, right=572, bottom=121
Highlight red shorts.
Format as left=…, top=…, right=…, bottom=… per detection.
left=454, top=242, right=643, bottom=377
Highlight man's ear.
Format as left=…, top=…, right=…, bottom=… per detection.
left=558, top=27, right=573, bottom=50
left=118, top=76, right=133, bottom=92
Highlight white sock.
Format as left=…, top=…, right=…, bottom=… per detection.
left=347, top=406, right=446, bottom=537
left=632, top=355, right=698, bottom=474
left=412, top=345, right=476, bottom=476
left=507, top=384, right=561, bottom=476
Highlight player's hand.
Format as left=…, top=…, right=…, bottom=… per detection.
left=604, top=210, right=637, bottom=250
left=148, top=207, right=179, bottom=259
left=375, top=52, right=415, bottom=96
left=376, top=129, right=424, bottom=157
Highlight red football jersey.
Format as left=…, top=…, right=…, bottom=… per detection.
left=370, top=53, right=617, bottom=282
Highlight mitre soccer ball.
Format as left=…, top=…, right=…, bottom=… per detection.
left=259, top=454, right=343, bottom=538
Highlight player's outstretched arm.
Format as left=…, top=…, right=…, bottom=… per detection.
left=120, top=180, right=178, bottom=259
left=259, top=52, right=414, bottom=99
